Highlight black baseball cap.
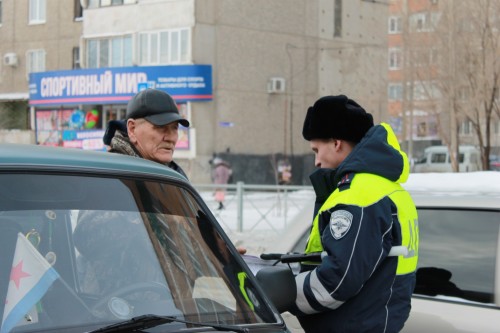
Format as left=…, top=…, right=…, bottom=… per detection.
left=126, top=88, right=190, bottom=127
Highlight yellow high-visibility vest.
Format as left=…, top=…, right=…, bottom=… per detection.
left=305, top=172, right=418, bottom=275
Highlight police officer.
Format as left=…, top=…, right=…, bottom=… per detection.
left=289, top=95, right=419, bottom=333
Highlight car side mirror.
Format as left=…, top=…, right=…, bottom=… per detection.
left=256, top=266, right=296, bottom=313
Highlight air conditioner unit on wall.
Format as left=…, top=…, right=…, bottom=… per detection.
left=267, top=77, right=286, bottom=94
left=3, top=53, right=18, bottom=67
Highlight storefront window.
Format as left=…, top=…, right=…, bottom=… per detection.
left=36, top=107, right=106, bottom=151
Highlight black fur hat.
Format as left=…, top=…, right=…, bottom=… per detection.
left=302, top=95, right=374, bottom=143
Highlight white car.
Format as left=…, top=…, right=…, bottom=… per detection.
left=264, top=172, right=500, bottom=333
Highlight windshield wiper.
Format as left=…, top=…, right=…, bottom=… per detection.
left=89, top=314, right=250, bottom=332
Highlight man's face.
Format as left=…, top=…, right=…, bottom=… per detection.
left=128, top=118, right=179, bottom=164
left=310, top=138, right=344, bottom=169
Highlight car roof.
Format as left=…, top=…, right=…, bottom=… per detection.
left=423, top=145, right=478, bottom=152
left=273, top=189, right=500, bottom=254
left=404, top=171, right=500, bottom=209
left=0, top=143, right=188, bottom=183
left=410, top=191, right=500, bottom=209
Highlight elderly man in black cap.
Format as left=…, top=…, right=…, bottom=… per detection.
left=103, top=88, right=189, bottom=178
left=102, top=89, right=249, bottom=255
left=288, top=95, right=419, bottom=333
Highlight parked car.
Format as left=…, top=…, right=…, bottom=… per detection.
left=413, top=145, right=481, bottom=173
left=490, top=155, right=500, bottom=171
left=0, top=144, right=291, bottom=333
left=263, top=172, right=500, bottom=333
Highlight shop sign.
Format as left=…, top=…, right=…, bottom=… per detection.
left=29, top=65, right=212, bottom=106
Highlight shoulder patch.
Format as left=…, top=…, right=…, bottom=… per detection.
left=337, top=173, right=355, bottom=191
left=329, top=210, right=353, bottom=240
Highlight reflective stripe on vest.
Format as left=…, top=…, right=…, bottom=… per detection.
left=304, top=173, right=419, bottom=275
left=237, top=272, right=255, bottom=310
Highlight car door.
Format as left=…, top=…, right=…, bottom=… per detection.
left=402, top=205, right=500, bottom=333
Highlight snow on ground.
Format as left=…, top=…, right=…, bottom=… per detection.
left=199, top=171, right=500, bottom=255
left=199, top=189, right=314, bottom=256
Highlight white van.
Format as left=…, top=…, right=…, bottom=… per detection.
left=413, top=145, right=481, bottom=173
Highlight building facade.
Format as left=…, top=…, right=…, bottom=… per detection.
left=0, top=0, right=83, bottom=140
left=388, top=0, right=500, bottom=163
left=0, top=0, right=388, bottom=183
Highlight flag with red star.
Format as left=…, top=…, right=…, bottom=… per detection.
left=1, top=233, right=59, bottom=333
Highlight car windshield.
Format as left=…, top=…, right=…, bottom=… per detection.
left=0, top=173, right=276, bottom=332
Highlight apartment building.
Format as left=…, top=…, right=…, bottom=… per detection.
left=0, top=0, right=83, bottom=139
left=1, top=0, right=388, bottom=183
left=387, top=0, right=500, bottom=161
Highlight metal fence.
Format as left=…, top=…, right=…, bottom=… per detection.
left=194, top=182, right=314, bottom=234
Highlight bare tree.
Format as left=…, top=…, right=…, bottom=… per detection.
left=399, top=0, right=450, bottom=163
left=400, top=0, right=500, bottom=170
left=436, top=0, right=500, bottom=170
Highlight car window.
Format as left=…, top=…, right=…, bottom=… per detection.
left=291, top=206, right=499, bottom=306
left=415, top=208, right=499, bottom=304
left=431, top=153, right=447, bottom=163
left=447, top=153, right=465, bottom=163
left=415, top=156, right=426, bottom=164
left=0, top=173, right=276, bottom=332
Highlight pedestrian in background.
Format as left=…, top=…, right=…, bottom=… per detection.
left=103, top=88, right=189, bottom=178
left=211, top=157, right=232, bottom=210
left=289, top=95, right=419, bottom=333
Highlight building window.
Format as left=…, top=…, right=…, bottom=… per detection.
left=388, top=16, right=402, bottom=34
left=410, top=12, right=429, bottom=32
left=458, top=86, right=470, bottom=101
left=29, top=0, right=46, bottom=24
left=410, top=12, right=440, bottom=33
left=139, top=28, right=190, bottom=65
left=388, top=83, right=403, bottom=100
left=26, top=49, right=46, bottom=78
left=416, top=122, right=428, bottom=137
left=494, top=120, right=500, bottom=134
left=389, top=48, right=402, bottom=70
left=72, top=47, right=81, bottom=69
left=86, top=35, right=133, bottom=68
left=100, top=0, right=136, bottom=6
left=410, top=81, right=441, bottom=101
left=75, top=0, right=83, bottom=19
left=460, top=121, right=473, bottom=135
left=334, top=0, right=342, bottom=37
